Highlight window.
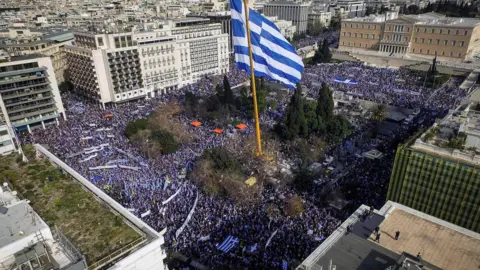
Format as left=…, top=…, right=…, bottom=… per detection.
left=427, top=49, right=430, bottom=54
left=452, top=40, right=456, bottom=46
left=464, top=30, right=468, bottom=35
left=359, top=43, right=362, bottom=47
left=343, top=32, right=346, bottom=36
left=349, top=32, right=351, bottom=37
left=354, top=33, right=357, bottom=38
left=458, top=52, right=462, bottom=57
left=442, top=51, right=445, bottom=56
left=436, top=39, right=440, bottom=45
left=444, top=40, right=448, bottom=45
left=440, top=29, right=443, bottom=34
left=372, top=34, right=375, bottom=39
left=447, top=29, right=451, bottom=34
left=360, top=33, right=363, bottom=38
left=456, top=30, right=459, bottom=35
left=450, top=51, right=453, bottom=56
left=412, top=48, right=415, bottom=53
left=460, top=41, right=465, bottom=47
left=366, top=34, right=369, bottom=39
left=420, top=49, right=423, bottom=53
left=431, top=28, right=434, bottom=33
left=424, top=28, right=427, bottom=33
left=421, top=38, right=425, bottom=43
left=97, top=37, right=104, bottom=46
left=414, top=38, right=417, bottom=43
left=416, top=28, right=419, bottom=32
left=428, top=39, right=432, bottom=44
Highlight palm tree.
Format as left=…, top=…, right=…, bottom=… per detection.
left=371, top=104, right=387, bottom=122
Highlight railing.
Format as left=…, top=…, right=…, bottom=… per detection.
left=52, top=225, right=88, bottom=269
left=87, top=237, right=147, bottom=270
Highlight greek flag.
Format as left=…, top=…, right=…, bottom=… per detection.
left=217, top=235, right=239, bottom=253
left=230, top=0, right=303, bottom=88
left=333, top=78, right=358, bottom=85
left=282, top=260, right=288, bottom=270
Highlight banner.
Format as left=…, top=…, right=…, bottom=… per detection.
left=265, top=229, right=278, bottom=248
left=141, top=210, right=151, bottom=218
left=89, top=165, right=118, bottom=170
left=118, top=165, right=140, bottom=171
left=175, top=190, right=199, bottom=238
left=79, top=153, right=97, bottom=163
left=162, top=188, right=182, bottom=205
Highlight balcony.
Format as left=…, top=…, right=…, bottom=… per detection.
left=2, top=88, right=53, bottom=100
left=9, top=106, right=57, bottom=121
left=5, top=95, right=53, bottom=107
left=8, top=100, right=55, bottom=114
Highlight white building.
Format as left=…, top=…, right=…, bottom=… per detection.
left=0, top=55, right=66, bottom=149
left=308, top=11, right=332, bottom=28
left=65, top=20, right=229, bottom=106
left=264, top=16, right=297, bottom=40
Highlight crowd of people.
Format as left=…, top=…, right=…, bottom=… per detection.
left=292, top=30, right=340, bottom=49
left=21, top=55, right=466, bottom=269
left=303, top=62, right=467, bottom=110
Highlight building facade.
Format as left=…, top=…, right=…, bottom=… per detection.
left=263, top=2, right=310, bottom=34
left=308, top=11, right=332, bottom=28
left=65, top=21, right=229, bottom=105
left=0, top=28, right=74, bottom=83
left=339, top=12, right=480, bottom=61
left=387, top=106, right=480, bottom=233
left=335, top=0, right=367, bottom=18
left=264, top=16, right=297, bottom=40
left=0, top=55, right=66, bottom=137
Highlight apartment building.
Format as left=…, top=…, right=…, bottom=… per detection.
left=65, top=20, right=229, bottom=106
left=0, top=55, right=66, bottom=138
left=0, top=28, right=74, bottom=83
left=263, top=2, right=310, bottom=33
left=387, top=103, right=480, bottom=233
left=339, top=12, right=480, bottom=61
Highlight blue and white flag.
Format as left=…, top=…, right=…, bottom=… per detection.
left=282, top=260, right=288, bottom=270
left=217, top=235, right=239, bottom=253
left=230, top=0, right=304, bottom=88
left=333, top=78, right=358, bottom=85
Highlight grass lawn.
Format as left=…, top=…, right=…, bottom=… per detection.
left=0, top=147, right=142, bottom=265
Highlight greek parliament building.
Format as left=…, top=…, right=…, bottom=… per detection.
left=0, top=54, right=66, bottom=154
left=387, top=103, right=480, bottom=233
left=339, top=12, right=480, bottom=61
left=65, top=18, right=229, bottom=107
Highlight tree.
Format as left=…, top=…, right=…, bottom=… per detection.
left=307, top=20, right=325, bottom=36
left=316, top=83, right=334, bottom=122
left=321, top=39, right=332, bottom=63
left=325, top=116, right=351, bottom=143
left=223, top=75, right=235, bottom=108
left=185, top=91, right=198, bottom=117
left=283, top=84, right=308, bottom=139
left=284, top=195, right=304, bottom=217
left=312, top=41, right=323, bottom=64
left=304, top=101, right=320, bottom=134
left=216, top=84, right=224, bottom=104
left=407, top=5, right=420, bottom=14
left=371, top=104, right=387, bottom=122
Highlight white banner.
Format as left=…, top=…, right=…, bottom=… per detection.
left=79, top=153, right=97, bottom=163
left=141, top=210, right=151, bottom=218
left=118, top=165, right=140, bottom=171
left=175, top=190, right=199, bottom=238
left=162, top=188, right=182, bottom=205
left=89, top=165, right=118, bottom=170
left=265, top=229, right=278, bottom=248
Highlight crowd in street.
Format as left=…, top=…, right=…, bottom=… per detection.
left=21, top=58, right=465, bottom=269
left=292, top=30, right=340, bottom=49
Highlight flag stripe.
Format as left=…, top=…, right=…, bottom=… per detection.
left=234, top=45, right=301, bottom=84
left=230, top=0, right=303, bottom=88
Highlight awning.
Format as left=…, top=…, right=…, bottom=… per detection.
left=213, top=128, right=224, bottom=134
left=191, top=121, right=202, bottom=127
left=235, top=123, right=247, bottom=130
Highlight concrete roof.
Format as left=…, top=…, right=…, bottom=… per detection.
left=0, top=201, right=48, bottom=249
left=374, top=208, right=480, bottom=270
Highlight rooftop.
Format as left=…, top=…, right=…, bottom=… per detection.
left=0, top=146, right=143, bottom=265
left=375, top=207, right=480, bottom=270
left=297, top=201, right=480, bottom=270
left=413, top=102, right=480, bottom=164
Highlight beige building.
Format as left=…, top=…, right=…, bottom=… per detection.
left=0, top=28, right=74, bottom=83
left=339, top=12, right=480, bottom=61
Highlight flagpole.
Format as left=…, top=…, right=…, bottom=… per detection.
left=243, top=0, right=263, bottom=156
